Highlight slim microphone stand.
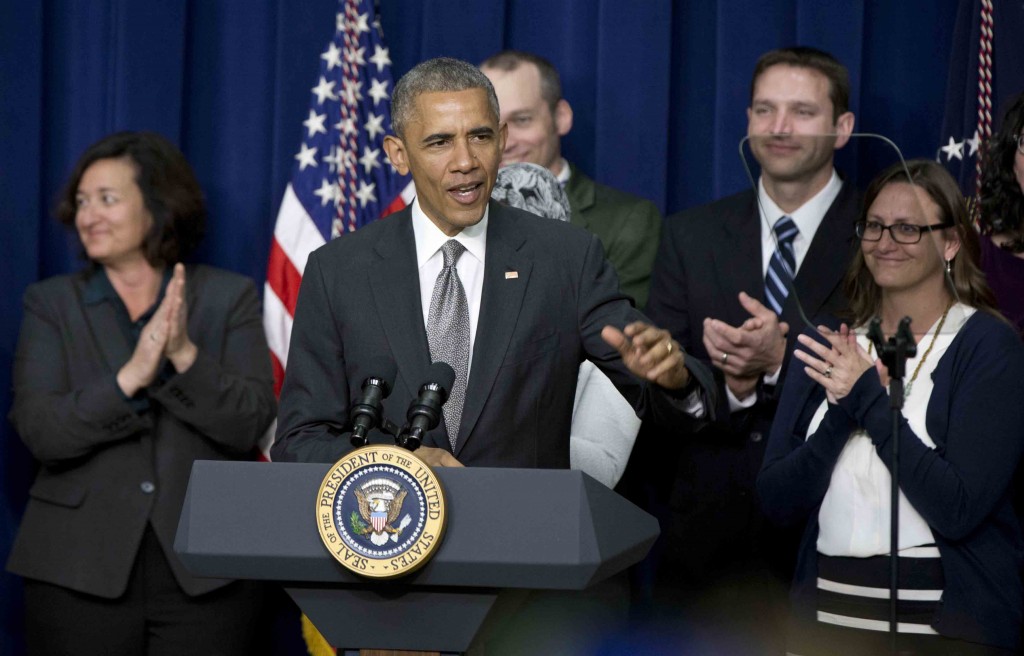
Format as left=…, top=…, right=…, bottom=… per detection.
left=866, top=317, right=916, bottom=655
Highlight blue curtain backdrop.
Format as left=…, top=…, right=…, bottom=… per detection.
left=0, top=0, right=995, bottom=650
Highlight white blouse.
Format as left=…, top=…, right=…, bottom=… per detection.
left=810, top=305, right=975, bottom=557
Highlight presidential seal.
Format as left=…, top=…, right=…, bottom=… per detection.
left=316, top=444, right=447, bottom=578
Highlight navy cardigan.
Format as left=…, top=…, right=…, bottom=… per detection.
left=757, top=311, right=1024, bottom=650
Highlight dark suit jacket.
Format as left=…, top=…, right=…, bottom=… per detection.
left=637, top=181, right=860, bottom=576
left=565, top=164, right=662, bottom=309
left=7, top=265, right=276, bottom=598
left=272, top=201, right=713, bottom=467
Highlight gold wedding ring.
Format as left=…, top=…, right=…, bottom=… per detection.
left=721, top=352, right=729, bottom=364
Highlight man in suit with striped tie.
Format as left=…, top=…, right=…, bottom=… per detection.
left=622, top=47, right=861, bottom=652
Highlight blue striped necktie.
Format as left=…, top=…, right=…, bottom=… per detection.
left=765, top=215, right=798, bottom=315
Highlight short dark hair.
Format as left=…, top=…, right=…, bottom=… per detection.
left=391, top=57, right=500, bottom=139
left=978, top=92, right=1024, bottom=251
left=56, top=131, right=206, bottom=266
left=750, top=47, right=851, bottom=122
left=843, top=159, right=1000, bottom=326
left=480, top=50, right=563, bottom=113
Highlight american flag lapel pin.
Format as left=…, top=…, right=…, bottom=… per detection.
left=505, top=271, right=519, bottom=280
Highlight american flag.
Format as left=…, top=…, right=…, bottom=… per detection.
left=263, top=0, right=414, bottom=442
left=937, top=0, right=1024, bottom=196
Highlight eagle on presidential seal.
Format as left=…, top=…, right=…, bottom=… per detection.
left=352, top=478, right=412, bottom=546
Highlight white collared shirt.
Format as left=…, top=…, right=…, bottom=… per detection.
left=757, top=170, right=843, bottom=278
left=411, top=198, right=487, bottom=378
left=555, top=157, right=571, bottom=185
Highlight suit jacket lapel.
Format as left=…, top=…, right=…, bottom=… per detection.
left=565, top=163, right=595, bottom=231
left=454, top=202, right=531, bottom=456
left=368, top=212, right=432, bottom=402
left=789, top=182, right=858, bottom=327
left=717, top=194, right=764, bottom=323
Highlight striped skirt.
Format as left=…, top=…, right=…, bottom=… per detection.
left=786, top=550, right=1013, bottom=656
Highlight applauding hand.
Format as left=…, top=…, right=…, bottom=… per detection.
left=115, top=263, right=197, bottom=397
left=795, top=324, right=874, bottom=403
left=163, top=263, right=197, bottom=373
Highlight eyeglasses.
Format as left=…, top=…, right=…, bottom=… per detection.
left=855, top=220, right=953, bottom=244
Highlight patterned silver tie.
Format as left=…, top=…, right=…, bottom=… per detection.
left=426, top=239, right=470, bottom=450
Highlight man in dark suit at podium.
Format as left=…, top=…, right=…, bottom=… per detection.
left=271, top=56, right=713, bottom=471
left=627, top=46, right=861, bottom=651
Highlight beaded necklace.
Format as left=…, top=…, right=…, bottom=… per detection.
left=867, top=302, right=952, bottom=399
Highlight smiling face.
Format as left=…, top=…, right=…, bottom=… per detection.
left=481, top=62, right=571, bottom=173
left=384, top=88, right=506, bottom=236
left=747, top=64, right=853, bottom=190
left=74, top=157, right=153, bottom=266
left=862, top=182, right=961, bottom=296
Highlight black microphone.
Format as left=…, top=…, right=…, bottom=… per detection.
left=349, top=356, right=397, bottom=447
left=399, top=362, right=455, bottom=451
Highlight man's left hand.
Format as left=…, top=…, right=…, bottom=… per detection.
left=601, top=322, right=690, bottom=390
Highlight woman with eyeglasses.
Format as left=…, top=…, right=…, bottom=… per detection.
left=978, top=92, right=1024, bottom=337
left=757, top=159, right=1023, bottom=654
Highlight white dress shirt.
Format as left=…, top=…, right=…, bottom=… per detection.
left=554, top=157, right=571, bottom=185
left=757, top=170, right=843, bottom=279
left=411, top=198, right=487, bottom=379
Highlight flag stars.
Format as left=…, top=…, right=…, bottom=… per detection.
left=966, top=130, right=982, bottom=157
left=342, top=77, right=363, bottom=106
left=311, top=76, right=337, bottom=105
left=303, top=110, right=327, bottom=138
left=313, top=178, right=338, bottom=207
left=341, top=149, right=357, bottom=173
left=369, top=45, right=391, bottom=72
left=359, top=147, right=381, bottom=174
left=336, top=116, right=358, bottom=136
left=364, top=113, right=385, bottom=140
left=355, top=180, right=377, bottom=207
left=368, top=78, right=389, bottom=106
left=324, top=145, right=343, bottom=173
left=295, top=143, right=318, bottom=170
left=941, top=136, right=964, bottom=161
left=321, top=42, right=343, bottom=70
left=345, top=46, right=366, bottom=67
left=351, top=12, right=370, bottom=34
left=335, top=12, right=345, bottom=33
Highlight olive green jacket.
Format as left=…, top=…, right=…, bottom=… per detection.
left=564, top=163, right=661, bottom=308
